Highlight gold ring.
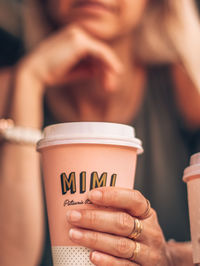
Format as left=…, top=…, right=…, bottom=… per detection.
left=139, top=199, right=151, bottom=219
left=129, top=218, right=143, bottom=240
left=129, top=242, right=141, bottom=261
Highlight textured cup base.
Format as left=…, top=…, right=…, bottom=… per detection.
left=52, top=246, right=94, bottom=266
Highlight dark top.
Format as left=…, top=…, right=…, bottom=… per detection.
left=134, top=65, right=200, bottom=241
left=0, top=28, right=24, bottom=67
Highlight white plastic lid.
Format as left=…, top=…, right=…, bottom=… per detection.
left=183, top=153, right=200, bottom=182
left=37, top=122, right=143, bottom=154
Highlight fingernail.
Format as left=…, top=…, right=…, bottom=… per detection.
left=69, top=228, right=83, bottom=240
left=91, top=251, right=102, bottom=262
left=89, top=190, right=102, bottom=202
left=66, top=210, right=82, bottom=222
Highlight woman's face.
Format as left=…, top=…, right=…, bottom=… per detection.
left=46, top=0, right=148, bottom=40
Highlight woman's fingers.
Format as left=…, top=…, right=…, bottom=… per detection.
left=88, top=187, right=153, bottom=218
left=64, top=34, right=123, bottom=91
left=67, top=187, right=169, bottom=265
left=69, top=228, right=150, bottom=265
left=90, top=251, right=139, bottom=266
left=28, top=25, right=123, bottom=90
left=67, top=209, right=149, bottom=242
left=71, top=26, right=122, bottom=74
left=103, top=68, right=120, bottom=91
left=67, top=209, right=133, bottom=237
left=85, top=39, right=123, bottom=75
left=67, top=57, right=120, bottom=91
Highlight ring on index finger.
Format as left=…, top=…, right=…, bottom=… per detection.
left=139, top=199, right=151, bottom=219
left=128, top=218, right=143, bottom=240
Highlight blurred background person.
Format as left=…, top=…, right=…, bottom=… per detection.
left=0, top=0, right=200, bottom=265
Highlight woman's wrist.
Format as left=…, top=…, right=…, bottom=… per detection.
left=166, top=240, right=193, bottom=266
left=0, top=119, right=42, bottom=146
left=165, top=241, right=175, bottom=266
left=10, top=61, right=44, bottom=128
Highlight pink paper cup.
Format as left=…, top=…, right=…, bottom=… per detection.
left=183, top=153, right=200, bottom=264
left=37, top=122, right=143, bottom=266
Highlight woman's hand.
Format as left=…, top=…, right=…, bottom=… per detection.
left=66, top=187, right=173, bottom=266
left=12, top=25, right=122, bottom=126
left=19, top=25, right=122, bottom=93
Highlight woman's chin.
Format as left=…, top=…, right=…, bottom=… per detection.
left=73, top=19, right=119, bottom=41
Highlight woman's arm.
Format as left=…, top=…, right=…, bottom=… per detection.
left=172, top=64, right=200, bottom=130
left=0, top=69, right=44, bottom=266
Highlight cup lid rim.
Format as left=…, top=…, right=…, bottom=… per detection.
left=183, top=165, right=200, bottom=182
left=183, top=153, right=200, bottom=182
left=37, top=122, right=143, bottom=154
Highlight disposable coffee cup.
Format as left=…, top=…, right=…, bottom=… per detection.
left=37, top=122, right=143, bottom=266
left=183, top=153, right=200, bottom=264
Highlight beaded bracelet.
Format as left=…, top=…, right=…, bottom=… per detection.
left=0, top=119, right=43, bottom=145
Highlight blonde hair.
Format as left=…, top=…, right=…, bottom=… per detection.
left=136, top=0, right=200, bottom=92
left=24, top=0, right=200, bottom=92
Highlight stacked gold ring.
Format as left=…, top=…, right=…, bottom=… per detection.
left=129, top=242, right=141, bottom=261
left=129, top=218, right=143, bottom=240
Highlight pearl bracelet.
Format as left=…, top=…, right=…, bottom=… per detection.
left=0, top=119, right=43, bottom=145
